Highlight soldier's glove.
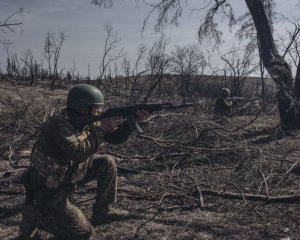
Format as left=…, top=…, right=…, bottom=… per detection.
left=99, top=119, right=117, bottom=133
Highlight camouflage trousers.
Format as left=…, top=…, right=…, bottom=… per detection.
left=22, top=154, right=117, bottom=240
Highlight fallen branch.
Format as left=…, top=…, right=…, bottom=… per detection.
left=194, top=189, right=300, bottom=204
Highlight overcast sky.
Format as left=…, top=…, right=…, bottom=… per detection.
left=0, top=0, right=299, bottom=78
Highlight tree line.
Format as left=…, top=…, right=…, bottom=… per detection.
left=1, top=22, right=273, bottom=101
left=2, top=1, right=300, bottom=129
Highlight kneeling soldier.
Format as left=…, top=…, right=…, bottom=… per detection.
left=19, top=84, right=149, bottom=240
left=214, top=88, right=235, bottom=116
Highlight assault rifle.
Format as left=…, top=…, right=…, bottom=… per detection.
left=229, top=96, right=259, bottom=105
left=230, top=96, right=259, bottom=101
left=71, top=103, right=195, bottom=133
left=230, top=96, right=247, bottom=101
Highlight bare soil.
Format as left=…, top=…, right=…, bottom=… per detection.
left=0, top=80, right=299, bottom=240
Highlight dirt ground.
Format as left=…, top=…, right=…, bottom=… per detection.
left=0, top=79, right=299, bottom=240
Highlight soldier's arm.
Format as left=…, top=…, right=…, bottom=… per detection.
left=103, top=121, right=133, bottom=144
left=223, top=98, right=233, bottom=109
left=48, top=116, right=105, bottom=163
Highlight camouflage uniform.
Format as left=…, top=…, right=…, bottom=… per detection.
left=214, top=97, right=233, bottom=116
left=20, top=108, right=132, bottom=240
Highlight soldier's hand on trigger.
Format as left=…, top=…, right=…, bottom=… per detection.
left=135, top=110, right=150, bottom=122
left=99, top=119, right=117, bottom=133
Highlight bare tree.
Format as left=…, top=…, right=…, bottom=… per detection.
left=43, top=32, right=66, bottom=89
left=1, top=40, right=13, bottom=75
left=97, top=23, right=123, bottom=88
left=235, top=10, right=269, bottom=99
left=20, top=49, right=41, bottom=85
left=143, top=35, right=170, bottom=102
left=220, top=47, right=259, bottom=96
left=0, top=9, right=24, bottom=33
left=113, top=62, right=119, bottom=90
left=87, top=63, right=91, bottom=82
left=1, top=9, right=24, bottom=77
left=20, top=49, right=31, bottom=80
left=115, top=45, right=148, bottom=98
left=170, top=44, right=206, bottom=102
left=121, top=55, right=131, bottom=91
left=7, top=53, right=21, bottom=77
left=128, top=44, right=148, bottom=102
left=278, top=18, right=300, bottom=70
left=117, top=44, right=151, bottom=103
left=53, top=32, right=65, bottom=82
left=44, top=33, right=53, bottom=81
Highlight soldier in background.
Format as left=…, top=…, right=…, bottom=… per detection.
left=19, top=84, right=149, bottom=240
left=214, top=88, right=237, bottom=116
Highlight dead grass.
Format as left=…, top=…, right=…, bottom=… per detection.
left=0, top=80, right=299, bottom=240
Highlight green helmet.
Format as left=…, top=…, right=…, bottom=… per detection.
left=221, top=88, right=230, bottom=97
left=67, top=84, right=104, bottom=112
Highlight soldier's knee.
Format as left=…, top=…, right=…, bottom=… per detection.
left=95, top=155, right=116, bottom=169
left=73, top=225, right=94, bottom=240
left=67, top=221, right=93, bottom=240
left=62, top=203, right=94, bottom=240
left=106, top=155, right=116, bottom=169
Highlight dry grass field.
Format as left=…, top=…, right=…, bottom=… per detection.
left=0, top=79, right=299, bottom=240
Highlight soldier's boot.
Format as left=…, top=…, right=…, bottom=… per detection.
left=90, top=205, right=130, bottom=225
left=19, top=205, right=38, bottom=240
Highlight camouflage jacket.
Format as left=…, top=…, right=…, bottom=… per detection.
left=30, top=108, right=132, bottom=189
left=214, top=97, right=233, bottom=116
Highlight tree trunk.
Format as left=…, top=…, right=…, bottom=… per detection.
left=245, top=0, right=297, bottom=129
left=294, top=58, right=300, bottom=98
